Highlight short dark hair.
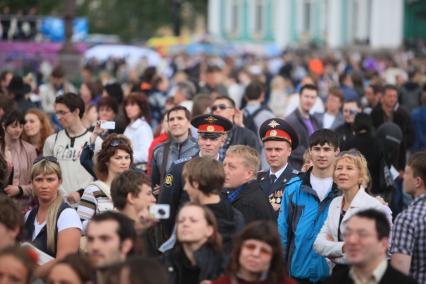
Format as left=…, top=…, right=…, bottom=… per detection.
left=51, top=66, right=65, bottom=78
left=55, top=92, right=85, bottom=118
left=343, top=99, right=362, bottom=109
left=104, top=82, right=124, bottom=104
left=407, top=151, right=426, bottom=187
left=98, top=96, right=119, bottom=114
left=1, top=110, right=25, bottom=128
left=300, top=84, right=318, bottom=96
left=309, top=128, right=339, bottom=149
left=244, top=81, right=264, bottom=101
left=353, top=209, right=390, bottom=240
left=166, top=105, right=191, bottom=121
left=182, top=157, right=225, bottom=196
left=214, top=95, right=236, bottom=108
left=369, top=83, right=383, bottom=95
left=383, top=84, right=398, bottom=94
left=89, top=211, right=137, bottom=246
left=0, top=196, right=24, bottom=242
left=111, top=170, right=151, bottom=210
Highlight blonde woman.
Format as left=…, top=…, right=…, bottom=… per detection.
left=313, top=150, right=392, bottom=272
left=23, top=156, right=82, bottom=277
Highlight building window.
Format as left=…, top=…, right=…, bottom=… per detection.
left=254, top=0, right=264, bottom=34
left=231, top=0, right=240, bottom=34
left=303, top=0, right=314, bottom=34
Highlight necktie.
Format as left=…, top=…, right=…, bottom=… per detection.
left=270, top=174, right=277, bottom=185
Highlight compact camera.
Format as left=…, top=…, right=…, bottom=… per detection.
left=100, top=121, right=116, bottom=130
left=149, top=204, right=170, bottom=219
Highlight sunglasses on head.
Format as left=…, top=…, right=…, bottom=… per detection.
left=110, top=139, right=130, bottom=147
left=211, top=104, right=233, bottom=112
left=33, top=156, right=59, bottom=165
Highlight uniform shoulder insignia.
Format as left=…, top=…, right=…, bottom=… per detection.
left=164, top=174, right=173, bottom=186
left=292, top=169, right=299, bottom=175
left=173, top=156, right=192, bottom=165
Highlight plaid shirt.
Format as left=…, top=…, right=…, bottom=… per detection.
left=390, top=193, right=426, bottom=284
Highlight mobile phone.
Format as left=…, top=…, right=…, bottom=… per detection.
left=100, top=121, right=116, bottom=130
left=149, top=204, right=170, bottom=219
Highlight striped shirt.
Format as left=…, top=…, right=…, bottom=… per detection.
left=77, top=181, right=113, bottom=221
left=390, top=193, right=426, bottom=284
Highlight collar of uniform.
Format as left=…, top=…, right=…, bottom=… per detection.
left=269, top=163, right=288, bottom=179
left=199, top=152, right=220, bottom=161
left=349, top=259, right=387, bottom=284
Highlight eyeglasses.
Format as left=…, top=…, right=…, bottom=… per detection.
left=33, top=156, right=59, bottom=165
left=211, top=104, right=233, bottom=112
left=242, top=241, right=273, bottom=257
left=55, top=110, right=71, bottom=117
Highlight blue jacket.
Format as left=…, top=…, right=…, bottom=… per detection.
left=277, top=169, right=340, bottom=282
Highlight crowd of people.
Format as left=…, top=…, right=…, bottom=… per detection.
left=0, top=48, right=425, bottom=284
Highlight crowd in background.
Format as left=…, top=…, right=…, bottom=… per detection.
left=0, top=46, right=425, bottom=284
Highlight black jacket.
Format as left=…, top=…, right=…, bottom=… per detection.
left=160, top=245, right=223, bottom=284
left=323, top=263, right=417, bottom=284
left=227, top=125, right=261, bottom=152
left=257, top=165, right=299, bottom=197
left=224, top=180, right=275, bottom=224
left=206, top=198, right=245, bottom=256
left=370, top=104, right=415, bottom=170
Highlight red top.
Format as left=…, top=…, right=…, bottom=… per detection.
left=146, top=133, right=168, bottom=175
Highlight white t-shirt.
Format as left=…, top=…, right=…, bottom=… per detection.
left=310, top=174, right=333, bottom=202
left=323, top=113, right=336, bottom=129
left=25, top=208, right=83, bottom=240
left=43, top=129, right=102, bottom=195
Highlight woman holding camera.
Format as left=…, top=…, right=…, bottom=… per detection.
left=212, top=221, right=294, bottom=284
left=77, top=134, right=133, bottom=223
left=23, top=156, right=82, bottom=276
left=161, top=203, right=223, bottom=284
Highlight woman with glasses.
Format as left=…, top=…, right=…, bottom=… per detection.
left=77, top=134, right=133, bottom=223
left=161, top=203, right=223, bottom=284
left=22, top=108, right=54, bottom=156
left=23, top=157, right=82, bottom=277
left=313, top=150, right=392, bottom=272
left=212, top=221, right=294, bottom=284
left=1, top=110, right=37, bottom=210
left=123, top=93, right=153, bottom=168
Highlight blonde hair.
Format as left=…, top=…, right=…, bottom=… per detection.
left=334, top=151, right=370, bottom=189
left=225, top=145, right=260, bottom=177
left=31, top=159, right=63, bottom=254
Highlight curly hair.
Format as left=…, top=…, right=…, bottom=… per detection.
left=95, top=134, right=133, bottom=181
left=123, top=93, right=151, bottom=124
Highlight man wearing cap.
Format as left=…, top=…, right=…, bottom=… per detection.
left=158, top=114, right=233, bottom=236
left=257, top=118, right=299, bottom=212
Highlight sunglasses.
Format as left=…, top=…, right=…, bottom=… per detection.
left=337, top=149, right=363, bottom=157
left=33, top=156, right=59, bottom=165
left=211, top=104, right=233, bottom=112
left=109, top=139, right=130, bottom=147
left=242, top=241, right=273, bottom=257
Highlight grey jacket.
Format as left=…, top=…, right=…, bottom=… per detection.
left=150, top=135, right=199, bottom=187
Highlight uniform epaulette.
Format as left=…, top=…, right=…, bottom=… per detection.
left=292, top=169, right=299, bottom=175
left=173, top=156, right=192, bottom=165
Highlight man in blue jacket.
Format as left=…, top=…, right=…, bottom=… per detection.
left=278, top=129, right=340, bottom=283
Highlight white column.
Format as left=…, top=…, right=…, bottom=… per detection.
left=208, top=0, right=221, bottom=36
left=355, top=0, right=370, bottom=41
left=274, top=0, right=291, bottom=48
left=326, top=0, right=341, bottom=48
left=370, top=0, right=403, bottom=48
